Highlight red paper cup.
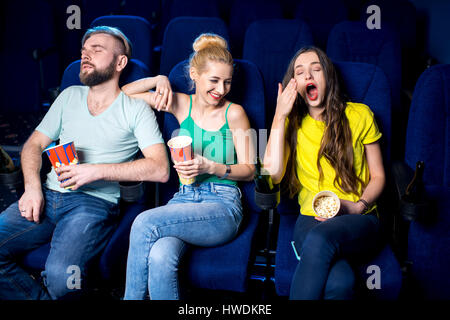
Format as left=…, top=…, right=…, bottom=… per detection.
left=167, top=136, right=195, bottom=185
left=44, top=141, right=79, bottom=189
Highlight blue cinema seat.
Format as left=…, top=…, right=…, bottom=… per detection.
left=274, top=61, right=402, bottom=299
left=20, top=59, right=153, bottom=289
left=80, top=0, right=122, bottom=29
left=159, top=16, right=229, bottom=75
left=326, top=21, right=403, bottom=159
left=90, top=15, right=154, bottom=73
left=159, top=59, right=265, bottom=292
left=293, top=0, right=349, bottom=51
left=243, top=18, right=314, bottom=127
left=228, top=0, right=284, bottom=58
left=327, top=21, right=402, bottom=116
left=119, top=0, right=162, bottom=26
left=402, top=64, right=450, bottom=299
left=359, top=0, right=417, bottom=86
left=157, top=0, right=222, bottom=46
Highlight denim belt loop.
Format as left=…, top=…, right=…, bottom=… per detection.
left=209, top=182, right=216, bottom=194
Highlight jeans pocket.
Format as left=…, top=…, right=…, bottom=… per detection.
left=214, top=185, right=241, bottom=201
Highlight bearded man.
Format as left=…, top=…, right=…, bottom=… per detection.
left=0, top=26, right=171, bottom=299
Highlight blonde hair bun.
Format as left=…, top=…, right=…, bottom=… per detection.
left=193, top=33, right=228, bottom=52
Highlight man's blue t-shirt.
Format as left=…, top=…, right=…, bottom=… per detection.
left=36, top=86, right=164, bottom=204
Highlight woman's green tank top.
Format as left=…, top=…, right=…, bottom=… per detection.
left=178, top=95, right=238, bottom=185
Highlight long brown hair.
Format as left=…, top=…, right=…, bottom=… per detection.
left=283, top=46, right=365, bottom=198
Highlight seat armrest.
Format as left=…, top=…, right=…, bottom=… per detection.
left=391, top=160, right=413, bottom=202
left=392, top=161, right=430, bottom=222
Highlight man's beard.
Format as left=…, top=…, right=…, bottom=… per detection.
left=79, top=58, right=116, bottom=87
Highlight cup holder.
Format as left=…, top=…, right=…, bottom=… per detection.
left=119, top=181, right=144, bottom=202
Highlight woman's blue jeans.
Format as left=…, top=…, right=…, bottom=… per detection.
left=289, top=212, right=381, bottom=300
left=124, top=182, right=243, bottom=300
left=0, top=188, right=118, bottom=300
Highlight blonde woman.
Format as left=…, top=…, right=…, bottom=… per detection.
left=122, top=34, right=255, bottom=300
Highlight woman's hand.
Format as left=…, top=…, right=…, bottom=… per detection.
left=152, top=75, right=173, bottom=112
left=173, top=155, right=214, bottom=179
left=339, top=199, right=366, bottom=215
left=314, top=199, right=365, bottom=221
left=275, top=78, right=298, bottom=119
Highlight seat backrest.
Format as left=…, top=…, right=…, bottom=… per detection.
left=334, top=61, right=392, bottom=164
left=156, top=0, right=222, bottom=45
left=81, top=0, right=122, bottom=28
left=167, top=0, right=220, bottom=19
left=90, top=15, right=153, bottom=72
left=360, top=0, right=417, bottom=89
left=243, top=19, right=314, bottom=126
left=59, top=59, right=150, bottom=91
left=294, top=0, right=349, bottom=50
left=228, top=0, right=283, bottom=57
left=160, top=59, right=265, bottom=211
left=159, top=16, right=229, bottom=75
left=327, top=21, right=402, bottom=115
left=405, top=64, right=450, bottom=188
left=359, top=0, right=417, bottom=52
left=119, top=0, right=162, bottom=25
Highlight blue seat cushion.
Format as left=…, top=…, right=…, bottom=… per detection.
left=184, top=211, right=260, bottom=292
left=408, top=185, right=450, bottom=299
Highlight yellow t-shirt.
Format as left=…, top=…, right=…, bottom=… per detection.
left=295, top=102, right=382, bottom=216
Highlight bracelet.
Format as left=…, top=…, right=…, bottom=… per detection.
left=357, top=199, right=370, bottom=213
left=219, top=165, right=231, bottom=180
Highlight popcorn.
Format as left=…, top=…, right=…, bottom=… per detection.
left=312, top=191, right=340, bottom=219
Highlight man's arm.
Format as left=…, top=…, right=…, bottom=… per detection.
left=19, top=130, right=53, bottom=223
left=56, top=143, right=170, bottom=190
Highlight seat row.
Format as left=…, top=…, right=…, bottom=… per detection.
left=1, top=1, right=420, bottom=120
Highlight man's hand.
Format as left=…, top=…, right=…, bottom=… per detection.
left=18, top=187, right=44, bottom=223
left=56, top=163, right=100, bottom=190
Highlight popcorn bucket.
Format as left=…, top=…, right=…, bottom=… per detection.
left=167, top=136, right=195, bottom=185
left=44, top=141, right=79, bottom=189
left=312, top=190, right=340, bottom=219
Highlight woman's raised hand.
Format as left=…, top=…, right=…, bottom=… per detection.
left=275, top=78, right=298, bottom=119
left=152, top=75, right=173, bottom=112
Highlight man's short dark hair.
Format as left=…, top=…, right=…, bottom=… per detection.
left=82, top=26, right=132, bottom=60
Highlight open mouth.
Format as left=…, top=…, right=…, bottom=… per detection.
left=306, top=83, right=318, bottom=101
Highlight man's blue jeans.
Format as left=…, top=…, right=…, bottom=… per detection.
left=289, top=212, right=381, bottom=300
left=124, top=182, right=243, bottom=300
left=0, top=188, right=118, bottom=300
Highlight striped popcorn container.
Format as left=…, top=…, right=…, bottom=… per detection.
left=44, top=141, right=79, bottom=189
left=167, top=135, right=195, bottom=185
